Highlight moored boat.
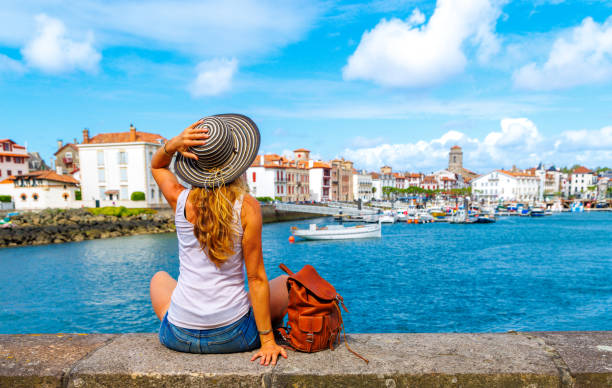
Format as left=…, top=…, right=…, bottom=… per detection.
left=530, top=207, right=545, bottom=217
left=291, top=222, right=382, bottom=240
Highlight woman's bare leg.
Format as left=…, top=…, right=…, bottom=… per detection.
left=150, top=271, right=177, bottom=321
left=268, top=275, right=289, bottom=327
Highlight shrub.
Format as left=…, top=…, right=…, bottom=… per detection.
left=131, top=191, right=145, bottom=201
left=87, top=206, right=156, bottom=217
left=75, top=190, right=82, bottom=200
left=256, top=196, right=274, bottom=203
left=0, top=195, right=12, bottom=203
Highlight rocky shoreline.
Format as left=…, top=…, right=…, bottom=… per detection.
left=0, top=206, right=319, bottom=248
left=0, top=209, right=175, bottom=247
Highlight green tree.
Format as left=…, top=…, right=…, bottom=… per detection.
left=0, top=195, right=12, bottom=203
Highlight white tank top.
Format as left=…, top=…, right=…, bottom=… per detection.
left=167, top=189, right=250, bottom=330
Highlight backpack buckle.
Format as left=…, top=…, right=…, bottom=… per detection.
left=305, top=332, right=314, bottom=343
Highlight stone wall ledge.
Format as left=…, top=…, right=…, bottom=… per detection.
left=1, top=332, right=610, bottom=388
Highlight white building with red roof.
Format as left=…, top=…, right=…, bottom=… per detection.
left=0, top=139, right=29, bottom=179
left=0, top=170, right=80, bottom=210
left=471, top=169, right=540, bottom=202
left=570, top=166, right=596, bottom=198
left=78, top=124, right=166, bottom=207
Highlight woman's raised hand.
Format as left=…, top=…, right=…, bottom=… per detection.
left=166, top=119, right=209, bottom=160
left=250, top=340, right=288, bottom=366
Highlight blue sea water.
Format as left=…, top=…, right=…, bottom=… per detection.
left=0, top=212, right=610, bottom=334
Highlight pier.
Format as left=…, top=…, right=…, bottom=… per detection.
left=274, top=202, right=378, bottom=216
left=1, top=331, right=611, bottom=387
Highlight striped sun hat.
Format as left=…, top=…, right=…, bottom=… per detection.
left=174, top=114, right=260, bottom=188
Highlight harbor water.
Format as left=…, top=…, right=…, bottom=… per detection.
left=0, top=212, right=610, bottom=334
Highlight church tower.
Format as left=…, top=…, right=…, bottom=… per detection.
left=448, top=145, right=463, bottom=172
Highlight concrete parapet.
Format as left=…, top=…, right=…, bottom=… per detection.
left=1, top=332, right=610, bottom=387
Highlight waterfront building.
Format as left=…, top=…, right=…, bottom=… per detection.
left=570, top=166, right=596, bottom=198
left=247, top=154, right=288, bottom=201
left=0, top=139, right=29, bottom=179
left=380, top=166, right=395, bottom=189
left=54, top=140, right=80, bottom=175
left=353, top=169, right=373, bottom=202
left=308, top=160, right=331, bottom=202
left=78, top=125, right=166, bottom=207
left=28, top=152, right=50, bottom=172
left=370, top=172, right=382, bottom=200
left=289, top=149, right=310, bottom=202
left=330, top=158, right=354, bottom=202
left=394, top=173, right=406, bottom=189
left=0, top=171, right=80, bottom=210
left=471, top=169, right=540, bottom=202
left=432, top=169, right=462, bottom=190
left=405, top=173, right=422, bottom=187
left=420, top=175, right=438, bottom=191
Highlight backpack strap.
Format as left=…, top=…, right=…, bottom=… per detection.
left=279, top=263, right=294, bottom=275
left=334, top=302, right=369, bottom=364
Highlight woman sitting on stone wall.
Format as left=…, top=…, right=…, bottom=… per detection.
left=149, top=115, right=288, bottom=366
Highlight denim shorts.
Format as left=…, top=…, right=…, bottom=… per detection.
left=159, top=308, right=261, bottom=354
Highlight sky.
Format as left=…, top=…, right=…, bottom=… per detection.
left=1, top=0, right=611, bottom=174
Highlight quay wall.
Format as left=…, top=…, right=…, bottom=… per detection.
left=1, top=331, right=610, bottom=387
left=0, top=206, right=320, bottom=248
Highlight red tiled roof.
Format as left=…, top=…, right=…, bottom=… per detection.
left=573, top=166, right=592, bottom=174
left=14, top=145, right=25, bottom=149
left=311, top=161, right=331, bottom=169
left=451, top=145, right=461, bottom=149
left=293, top=148, right=310, bottom=152
left=54, top=143, right=79, bottom=156
left=86, top=131, right=165, bottom=144
left=0, top=152, right=29, bottom=158
left=19, top=170, right=79, bottom=184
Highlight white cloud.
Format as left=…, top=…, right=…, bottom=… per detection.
left=513, top=16, right=612, bottom=90
left=342, top=118, right=611, bottom=172
left=1, top=1, right=320, bottom=59
left=189, top=58, right=238, bottom=97
left=343, top=0, right=505, bottom=87
left=0, top=54, right=26, bottom=74
left=407, top=9, right=425, bottom=26
left=21, top=14, right=100, bottom=74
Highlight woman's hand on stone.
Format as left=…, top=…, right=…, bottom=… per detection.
left=250, top=341, right=288, bottom=366
left=167, top=119, right=209, bottom=160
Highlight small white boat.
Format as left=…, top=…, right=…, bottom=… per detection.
left=418, top=211, right=434, bottom=223
left=379, top=212, right=397, bottom=224
left=395, top=210, right=408, bottom=222
left=292, top=222, right=381, bottom=240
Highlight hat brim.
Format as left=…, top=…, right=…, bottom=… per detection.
left=174, top=114, right=260, bottom=188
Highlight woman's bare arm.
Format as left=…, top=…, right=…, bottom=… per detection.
left=151, top=120, right=208, bottom=210
left=242, top=194, right=287, bottom=366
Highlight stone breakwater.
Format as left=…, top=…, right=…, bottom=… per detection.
left=0, top=209, right=175, bottom=248
left=1, top=332, right=611, bottom=387
left=0, top=205, right=319, bottom=247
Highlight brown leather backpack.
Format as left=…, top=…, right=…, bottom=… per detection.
left=277, top=263, right=368, bottom=363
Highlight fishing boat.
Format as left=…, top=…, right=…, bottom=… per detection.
left=474, top=215, right=496, bottom=223
left=291, top=222, right=381, bottom=240
left=379, top=211, right=397, bottom=224
left=395, top=210, right=408, bottom=222
left=530, top=207, right=545, bottom=217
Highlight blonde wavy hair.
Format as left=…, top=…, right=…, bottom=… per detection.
left=189, top=177, right=248, bottom=267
